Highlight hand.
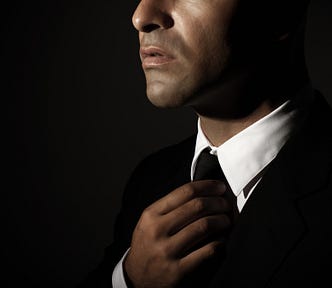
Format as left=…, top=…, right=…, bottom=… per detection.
left=124, top=180, right=232, bottom=288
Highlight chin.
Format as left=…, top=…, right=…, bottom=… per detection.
left=146, top=91, right=182, bottom=108
left=146, top=82, right=191, bottom=109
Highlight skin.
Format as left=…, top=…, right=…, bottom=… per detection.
left=126, top=0, right=308, bottom=286
left=133, top=0, right=304, bottom=146
left=125, top=181, right=231, bottom=287
left=133, top=0, right=238, bottom=111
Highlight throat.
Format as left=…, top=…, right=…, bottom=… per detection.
left=198, top=100, right=279, bottom=146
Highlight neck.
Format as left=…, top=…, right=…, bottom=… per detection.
left=193, top=51, right=309, bottom=147
left=198, top=99, right=282, bottom=146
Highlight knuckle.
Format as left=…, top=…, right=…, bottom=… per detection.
left=138, top=208, right=161, bottom=237
left=217, top=197, right=227, bottom=209
left=155, top=240, right=175, bottom=262
left=181, top=184, right=196, bottom=199
left=221, top=198, right=232, bottom=211
left=206, top=242, right=219, bottom=257
left=159, top=241, right=171, bottom=258
left=154, top=242, right=167, bottom=258
left=220, top=214, right=231, bottom=227
left=196, top=218, right=210, bottom=234
left=141, top=206, right=155, bottom=222
left=191, top=198, right=206, bottom=214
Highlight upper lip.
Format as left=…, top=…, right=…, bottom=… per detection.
left=140, top=46, right=174, bottom=61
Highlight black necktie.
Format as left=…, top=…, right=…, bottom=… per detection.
left=193, top=148, right=238, bottom=222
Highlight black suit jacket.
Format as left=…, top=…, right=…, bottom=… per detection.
left=80, top=92, right=332, bottom=287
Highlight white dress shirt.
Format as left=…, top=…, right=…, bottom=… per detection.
left=112, top=87, right=313, bottom=287
left=192, top=99, right=298, bottom=212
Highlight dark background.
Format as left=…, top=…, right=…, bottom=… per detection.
left=3, top=0, right=332, bottom=287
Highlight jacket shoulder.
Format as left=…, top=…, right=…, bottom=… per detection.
left=135, top=135, right=196, bottom=173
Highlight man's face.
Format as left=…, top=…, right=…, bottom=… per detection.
left=132, top=0, right=239, bottom=108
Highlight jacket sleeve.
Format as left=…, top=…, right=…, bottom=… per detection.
left=77, top=159, right=152, bottom=288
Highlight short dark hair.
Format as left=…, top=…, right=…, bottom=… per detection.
left=257, top=0, right=311, bottom=36
left=229, top=0, right=311, bottom=52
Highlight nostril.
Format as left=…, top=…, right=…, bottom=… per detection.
left=142, top=23, right=161, bottom=33
left=132, top=5, right=174, bottom=33
left=163, top=17, right=174, bottom=29
left=142, top=16, right=174, bottom=33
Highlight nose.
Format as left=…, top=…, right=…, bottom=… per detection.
left=132, top=0, right=174, bottom=32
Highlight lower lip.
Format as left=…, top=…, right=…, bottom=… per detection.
left=142, top=56, right=175, bottom=68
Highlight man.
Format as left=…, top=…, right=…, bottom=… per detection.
left=80, top=0, right=332, bottom=287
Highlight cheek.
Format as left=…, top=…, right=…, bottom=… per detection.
left=174, top=3, right=234, bottom=75
left=183, top=19, right=230, bottom=80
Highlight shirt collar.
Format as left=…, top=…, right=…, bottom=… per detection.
left=191, top=88, right=312, bottom=196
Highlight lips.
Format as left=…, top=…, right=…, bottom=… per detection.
left=140, top=46, right=175, bottom=68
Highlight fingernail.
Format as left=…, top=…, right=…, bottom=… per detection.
left=218, top=182, right=226, bottom=192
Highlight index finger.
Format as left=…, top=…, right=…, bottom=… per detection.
left=150, top=180, right=226, bottom=215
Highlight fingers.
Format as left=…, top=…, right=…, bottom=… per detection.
left=126, top=181, right=232, bottom=287
left=168, top=214, right=231, bottom=257
left=179, top=240, right=225, bottom=275
left=150, top=180, right=226, bottom=215
left=164, top=196, right=231, bottom=235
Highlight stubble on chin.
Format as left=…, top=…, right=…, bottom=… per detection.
left=145, top=79, right=187, bottom=108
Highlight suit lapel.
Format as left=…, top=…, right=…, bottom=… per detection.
left=211, top=165, right=306, bottom=287
left=210, top=93, right=332, bottom=287
left=168, top=139, right=195, bottom=189
left=152, top=135, right=196, bottom=201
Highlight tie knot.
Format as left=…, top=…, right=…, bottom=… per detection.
left=193, top=148, right=239, bottom=220
left=193, top=148, right=225, bottom=181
